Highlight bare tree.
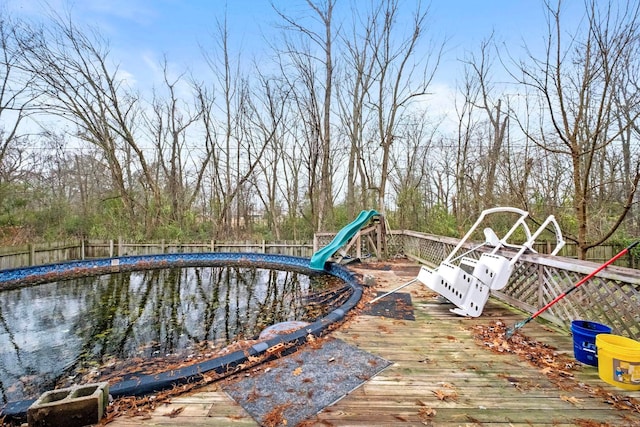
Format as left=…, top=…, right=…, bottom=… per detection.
left=453, top=51, right=484, bottom=228
left=615, top=45, right=640, bottom=236
left=337, top=2, right=380, bottom=218
left=368, top=0, right=443, bottom=214
left=249, top=72, right=290, bottom=240
left=463, top=35, right=509, bottom=207
left=0, top=12, right=37, bottom=185
left=513, top=0, right=640, bottom=258
left=201, top=15, right=268, bottom=239
left=18, top=11, right=162, bottom=235
left=388, top=113, right=435, bottom=230
left=145, top=59, right=209, bottom=229
left=273, top=0, right=336, bottom=231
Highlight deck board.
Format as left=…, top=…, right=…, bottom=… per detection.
left=106, top=259, right=640, bottom=426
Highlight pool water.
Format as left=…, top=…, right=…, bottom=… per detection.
left=0, top=265, right=348, bottom=403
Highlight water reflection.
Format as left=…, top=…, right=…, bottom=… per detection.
left=0, top=266, right=346, bottom=403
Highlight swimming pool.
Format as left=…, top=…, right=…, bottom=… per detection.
left=0, top=253, right=362, bottom=422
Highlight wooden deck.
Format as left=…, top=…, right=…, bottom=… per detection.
left=106, top=260, right=640, bottom=426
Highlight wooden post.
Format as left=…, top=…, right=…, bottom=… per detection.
left=538, top=263, right=544, bottom=307
left=377, top=218, right=384, bottom=259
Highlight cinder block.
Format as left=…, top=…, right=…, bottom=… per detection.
left=27, top=382, right=109, bottom=427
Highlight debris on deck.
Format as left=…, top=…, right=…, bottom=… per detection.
left=473, top=321, right=640, bottom=415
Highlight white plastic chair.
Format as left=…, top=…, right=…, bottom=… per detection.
left=418, top=207, right=565, bottom=317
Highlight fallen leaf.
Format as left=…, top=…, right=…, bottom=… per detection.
left=262, top=403, right=291, bottom=427
left=560, top=395, right=583, bottom=405
left=433, top=389, right=458, bottom=401
left=293, top=366, right=303, bottom=376
left=419, top=407, right=437, bottom=417
left=162, top=406, right=184, bottom=418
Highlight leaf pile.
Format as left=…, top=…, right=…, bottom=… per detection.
left=58, top=337, right=263, bottom=391
left=472, top=320, right=640, bottom=416
left=102, top=384, right=192, bottom=424
left=261, top=402, right=292, bottom=427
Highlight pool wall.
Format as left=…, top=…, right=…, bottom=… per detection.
left=0, top=253, right=363, bottom=422
left=0, top=253, right=338, bottom=289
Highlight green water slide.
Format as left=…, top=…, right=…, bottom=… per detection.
left=309, top=209, right=380, bottom=271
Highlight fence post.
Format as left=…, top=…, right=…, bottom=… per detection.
left=29, top=244, right=35, bottom=266
left=538, top=262, right=544, bottom=307
left=377, top=220, right=384, bottom=259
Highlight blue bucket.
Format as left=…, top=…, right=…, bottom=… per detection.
left=571, top=320, right=612, bottom=366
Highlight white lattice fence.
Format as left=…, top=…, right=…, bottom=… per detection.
left=399, top=231, right=640, bottom=340
left=398, top=230, right=458, bottom=267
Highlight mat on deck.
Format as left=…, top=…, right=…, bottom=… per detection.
left=362, top=291, right=415, bottom=320
left=223, top=338, right=391, bottom=426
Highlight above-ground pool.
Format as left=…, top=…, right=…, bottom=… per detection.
left=0, top=253, right=362, bottom=422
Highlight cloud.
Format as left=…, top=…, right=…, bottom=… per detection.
left=427, top=82, right=458, bottom=117
left=82, top=0, right=159, bottom=26
left=409, top=81, right=459, bottom=134
left=115, top=67, right=137, bottom=89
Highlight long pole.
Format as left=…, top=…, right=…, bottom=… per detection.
left=369, top=278, right=418, bottom=304
left=506, top=241, right=639, bottom=338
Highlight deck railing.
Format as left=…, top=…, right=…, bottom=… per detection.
left=1, top=232, right=639, bottom=340
left=398, top=230, right=640, bottom=341
left=0, top=239, right=314, bottom=270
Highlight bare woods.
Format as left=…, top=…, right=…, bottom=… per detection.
left=1, top=1, right=639, bottom=260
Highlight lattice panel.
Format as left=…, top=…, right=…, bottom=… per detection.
left=401, top=234, right=449, bottom=266
left=571, top=278, right=640, bottom=339
left=503, top=262, right=542, bottom=307
left=497, top=260, right=640, bottom=339
left=385, top=233, right=404, bottom=257
left=399, top=233, right=640, bottom=340
left=316, top=235, right=334, bottom=248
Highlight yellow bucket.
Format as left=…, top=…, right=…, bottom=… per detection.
left=596, top=334, right=640, bottom=391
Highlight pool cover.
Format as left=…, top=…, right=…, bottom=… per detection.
left=223, top=337, right=390, bottom=426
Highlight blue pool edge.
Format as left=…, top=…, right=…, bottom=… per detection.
left=0, top=253, right=363, bottom=422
